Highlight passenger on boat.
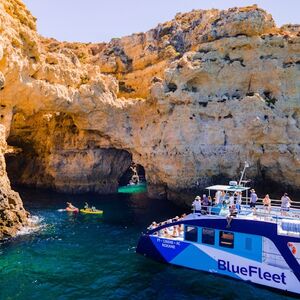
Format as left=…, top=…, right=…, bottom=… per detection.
left=208, top=196, right=213, bottom=206
left=281, top=193, right=292, bottom=216
left=215, top=190, right=222, bottom=204
left=263, top=194, right=271, bottom=214
left=250, top=189, right=258, bottom=214
left=163, top=228, right=173, bottom=238
left=84, top=202, right=89, bottom=209
left=148, top=221, right=157, bottom=230
left=202, top=194, right=209, bottom=213
left=235, top=191, right=242, bottom=212
left=173, top=216, right=179, bottom=222
left=192, top=196, right=202, bottom=213
left=226, top=204, right=238, bottom=228
left=229, top=193, right=235, bottom=206
left=172, top=226, right=179, bottom=238
left=220, top=191, right=226, bottom=206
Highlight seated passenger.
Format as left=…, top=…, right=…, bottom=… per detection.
left=172, top=226, right=179, bottom=237
left=148, top=221, right=157, bottom=230
left=65, top=202, right=78, bottom=212
left=163, top=228, right=172, bottom=238
left=179, top=225, right=184, bottom=237
left=84, top=202, right=89, bottom=209
left=226, top=204, right=238, bottom=228
left=180, top=213, right=186, bottom=220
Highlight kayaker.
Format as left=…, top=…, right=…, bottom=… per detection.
left=84, top=202, right=89, bottom=209
left=66, top=202, right=78, bottom=212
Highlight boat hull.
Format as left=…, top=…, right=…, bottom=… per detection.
left=136, top=234, right=300, bottom=295
left=79, top=209, right=103, bottom=215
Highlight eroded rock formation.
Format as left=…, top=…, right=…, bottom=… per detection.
left=0, top=124, right=28, bottom=238
left=0, top=0, right=299, bottom=213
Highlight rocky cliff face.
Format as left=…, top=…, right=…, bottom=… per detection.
left=0, top=124, right=28, bottom=239
left=0, top=1, right=300, bottom=210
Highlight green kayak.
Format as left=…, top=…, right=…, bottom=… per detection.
left=118, top=182, right=147, bottom=194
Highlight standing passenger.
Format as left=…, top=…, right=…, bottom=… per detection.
left=202, top=194, right=209, bottom=212
left=263, top=194, right=271, bottom=214
left=215, top=190, right=222, bottom=205
left=281, top=193, right=291, bottom=216
left=250, top=189, right=258, bottom=214
left=235, top=191, right=242, bottom=212
left=192, top=196, right=202, bottom=213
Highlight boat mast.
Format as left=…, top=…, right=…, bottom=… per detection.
left=238, top=161, right=249, bottom=186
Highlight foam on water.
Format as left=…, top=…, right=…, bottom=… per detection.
left=16, top=215, right=45, bottom=237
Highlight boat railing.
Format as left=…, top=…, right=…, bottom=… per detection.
left=241, top=196, right=300, bottom=209
left=191, top=201, right=300, bottom=235
left=192, top=202, right=300, bottom=220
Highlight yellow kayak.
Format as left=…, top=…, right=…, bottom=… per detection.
left=80, top=209, right=103, bottom=215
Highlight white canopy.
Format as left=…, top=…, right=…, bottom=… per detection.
left=205, top=185, right=250, bottom=192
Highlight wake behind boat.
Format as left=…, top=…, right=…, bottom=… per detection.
left=136, top=164, right=300, bottom=295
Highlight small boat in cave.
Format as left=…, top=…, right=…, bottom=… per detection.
left=136, top=163, right=300, bottom=295
left=118, top=181, right=147, bottom=194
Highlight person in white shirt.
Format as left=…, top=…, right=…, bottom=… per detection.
left=215, top=190, right=222, bottom=205
left=192, top=196, right=202, bottom=213
left=281, top=193, right=291, bottom=216
left=229, top=193, right=235, bottom=206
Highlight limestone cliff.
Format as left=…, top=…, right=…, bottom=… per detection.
left=0, top=1, right=299, bottom=210
left=0, top=124, right=28, bottom=238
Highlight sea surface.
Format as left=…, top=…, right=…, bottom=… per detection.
left=0, top=188, right=296, bottom=300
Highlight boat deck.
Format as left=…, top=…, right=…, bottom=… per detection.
left=148, top=204, right=300, bottom=240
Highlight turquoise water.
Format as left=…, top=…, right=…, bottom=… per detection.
left=0, top=188, right=296, bottom=300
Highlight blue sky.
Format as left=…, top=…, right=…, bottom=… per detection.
left=23, top=0, right=300, bottom=43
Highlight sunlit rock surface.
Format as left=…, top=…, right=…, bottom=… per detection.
left=0, top=124, right=28, bottom=238
left=0, top=0, right=299, bottom=213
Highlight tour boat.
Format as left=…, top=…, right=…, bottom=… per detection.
left=136, top=182, right=300, bottom=295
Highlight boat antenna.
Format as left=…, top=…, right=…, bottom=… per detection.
left=238, top=161, right=249, bottom=186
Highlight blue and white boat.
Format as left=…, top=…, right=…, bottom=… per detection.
left=136, top=181, right=300, bottom=295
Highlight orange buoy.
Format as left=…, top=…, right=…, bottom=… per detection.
left=288, top=242, right=297, bottom=255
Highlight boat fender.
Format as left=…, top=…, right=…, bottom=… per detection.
left=288, top=242, right=297, bottom=255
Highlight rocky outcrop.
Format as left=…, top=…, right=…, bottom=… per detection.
left=0, top=124, right=28, bottom=238
left=0, top=1, right=299, bottom=207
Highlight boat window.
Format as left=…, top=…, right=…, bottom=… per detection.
left=219, top=231, right=234, bottom=248
left=184, top=226, right=198, bottom=242
left=202, top=228, right=215, bottom=245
